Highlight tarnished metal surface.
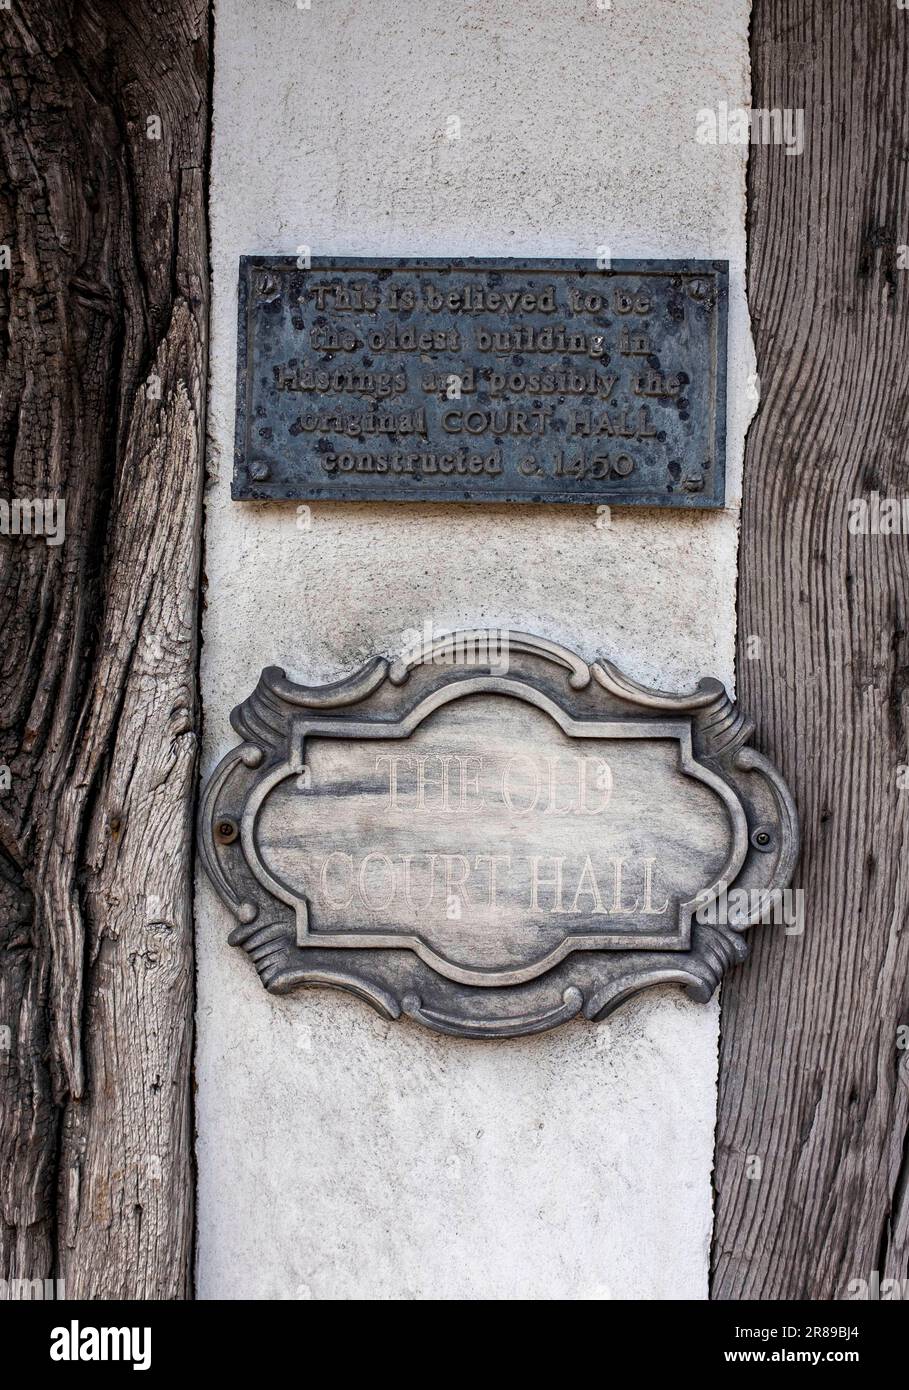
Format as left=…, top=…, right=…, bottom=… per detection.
left=199, top=632, right=798, bottom=1038
left=233, top=258, right=728, bottom=506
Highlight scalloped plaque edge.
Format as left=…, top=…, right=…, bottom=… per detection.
left=198, top=631, right=799, bottom=1038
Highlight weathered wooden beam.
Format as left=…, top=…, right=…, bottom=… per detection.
left=0, top=0, right=209, bottom=1298
left=713, top=0, right=909, bottom=1298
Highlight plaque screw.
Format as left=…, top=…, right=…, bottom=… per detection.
left=215, top=817, right=239, bottom=845
left=249, top=459, right=271, bottom=481
left=751, top=827, right=773, bottom=851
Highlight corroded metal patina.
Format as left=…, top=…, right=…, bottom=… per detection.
left=234, top=258, right=728, bottom=506
left=199, top=633, right=797, bottom=1038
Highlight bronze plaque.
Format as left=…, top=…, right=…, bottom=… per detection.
left=200, top=633, right=797, bottom=1038
left=233, top=257, right=728, bottom=506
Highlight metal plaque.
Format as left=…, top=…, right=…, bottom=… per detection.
left=233, top=258, right=728, bottom=506
left=199, top=632, right=797, bottom=1038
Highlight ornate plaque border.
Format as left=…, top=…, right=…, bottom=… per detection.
left=199, top=632, right=799, bottom=1038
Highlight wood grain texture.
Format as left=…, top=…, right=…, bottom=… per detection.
left=0, top=1, right=209, bottom=1297
left=712, top=0, right=909, bottom=1298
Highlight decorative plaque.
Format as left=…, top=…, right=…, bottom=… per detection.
left=200, top=632, right=797, bottom=1037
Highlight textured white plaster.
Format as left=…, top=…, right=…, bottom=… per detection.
left=197, top=0, right=754, bottom=1300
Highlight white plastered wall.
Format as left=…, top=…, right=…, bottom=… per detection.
left=197, top=0, right=753, bottom=1300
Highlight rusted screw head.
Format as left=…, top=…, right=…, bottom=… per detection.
left=215, top=817, right=239, bottom=845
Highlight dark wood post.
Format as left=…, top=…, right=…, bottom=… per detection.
left=713, top=0, right=909, bottom=1298
left=0, top=0, right=209, bottom=1298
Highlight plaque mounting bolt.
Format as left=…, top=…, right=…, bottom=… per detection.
left=249, top=459, right=271, bottom=481
left=215, top=817, right=239, bottom=845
